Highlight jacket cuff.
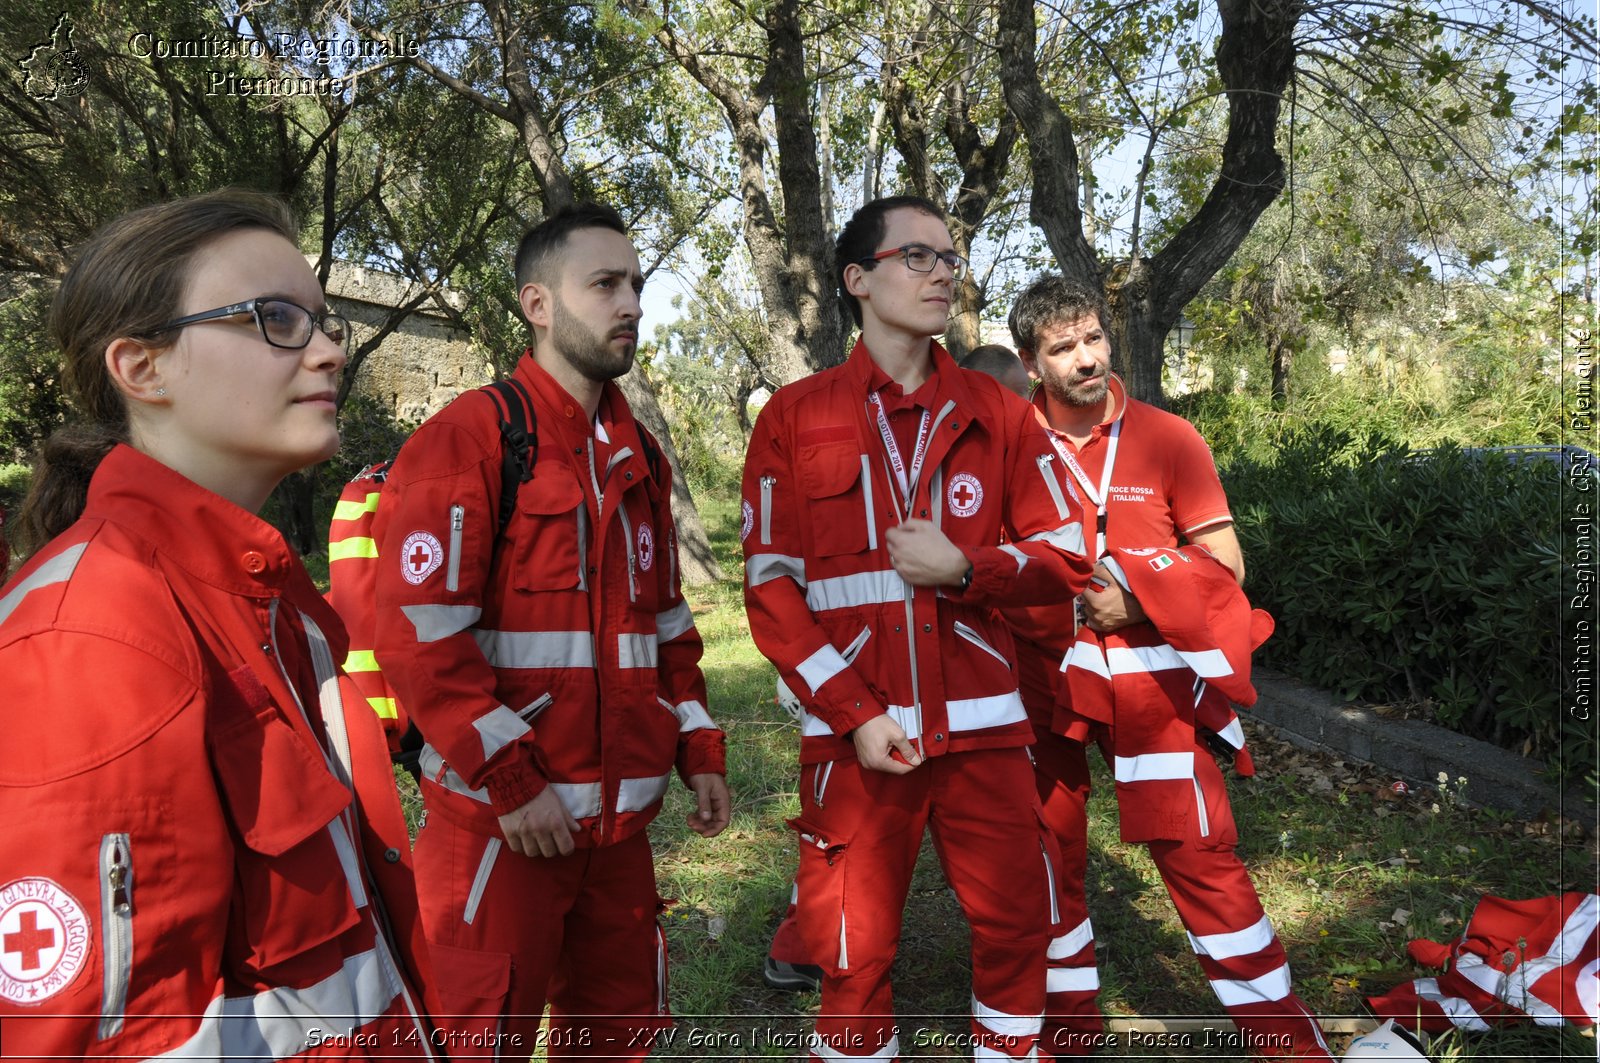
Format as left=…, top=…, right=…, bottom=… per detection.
left=951, top=546, right=1013, bottom=602
left=483, top=760, right=548, bottom=816
left=676, top=728, right=727, bottom=783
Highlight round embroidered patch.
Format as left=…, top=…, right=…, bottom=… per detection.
left=740, top=499, right=754, bottom=542
left=400, top=530, right=444, bottom=585
left=637, top=523, right=655, bottom=571
left=0, top=878, right=90, bottom=1005
left=946, top=473, right=984, bottom=517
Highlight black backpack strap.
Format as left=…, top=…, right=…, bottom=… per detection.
left=481, top=378, right=537, bottom=537
left=636, top=425, right=665, bottom=496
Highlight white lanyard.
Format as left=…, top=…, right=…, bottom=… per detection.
left=869, top=391, right=933, bottom=518
left=1049, top=418, right=1120, bottom=561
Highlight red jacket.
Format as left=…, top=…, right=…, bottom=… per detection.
left=742, top=339, right=1093, bottom=764
left=1057, top=544, right=1272, bottom=841
left=372, top=354, right=724, bottom=841
left=0, top=446, right=435, bottom=1061
left=327, top=461, right=409, bottom=748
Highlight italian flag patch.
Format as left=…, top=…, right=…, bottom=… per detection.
left=1149, top=554, right=1175, bottom=572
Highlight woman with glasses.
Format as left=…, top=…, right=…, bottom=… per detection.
left=0, top=190, right=438, bottom=1059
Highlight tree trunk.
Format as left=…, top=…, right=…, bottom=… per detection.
left=273, top=469, right=320, bottom=556
left=616, top=369, right=725, bottom=585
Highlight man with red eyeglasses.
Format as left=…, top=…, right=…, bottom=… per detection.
left=741, top=195, right=1094, bottom=1062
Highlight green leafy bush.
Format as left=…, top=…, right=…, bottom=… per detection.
left=1224, top=425, right=1589, bottom=785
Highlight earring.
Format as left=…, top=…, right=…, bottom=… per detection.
left=155, top=387, right=166, bottom=396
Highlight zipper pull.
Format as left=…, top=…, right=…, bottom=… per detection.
left=109, top=848, right=132, bottom=915
left=451, top=506, right=464, bottom=531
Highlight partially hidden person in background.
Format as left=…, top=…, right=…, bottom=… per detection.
left=370, top=202, right=729, bottom=1060
left=0, top=189, right=439, bottom=1061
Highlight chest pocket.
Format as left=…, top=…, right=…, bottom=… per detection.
left=800, top=442, right=871, bottom=557
left=511, top=464, right=586, bottom=592
left=209, top=666, right=360, bottom=974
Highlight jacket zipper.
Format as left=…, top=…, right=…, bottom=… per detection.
left=812, top=761, right=834, bottom=807
left=519, top=692, right=553, bottom=722
left=1039, top=838, right=1061, bottom=925
left=1192, top=775, right=1211, bottom=838
left=617, top=503, right=638, bottom=602
left=576, top=506, right=590, bottom=591
left=954, top=621, right=1011, bottom=669
left=859, top=456, right=878, bottom=551
left=759, top=475, right=775, bottom=544
left=463, top=837, right=501, bottom=926
left=1035, top=453, right=1072, bottom=521
left=98, top=833, right=133, bottom=1040
left=447, top=504, right=464, bottom=592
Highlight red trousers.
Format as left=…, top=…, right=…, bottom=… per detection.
left=789, top=747, right=1056, bottom=1061
left=413, top=818, right=670, bottom=1061
left=1020, top=650, right=1331, bottom=1060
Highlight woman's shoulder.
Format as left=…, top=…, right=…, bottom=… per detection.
left=1, top=522, right=204, bottom=784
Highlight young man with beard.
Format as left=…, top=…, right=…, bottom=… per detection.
left=372, top=203, right=730, bottom=1059
left=742, top=196, right=1094, bottom=1061
left=1007, top=274, right=1332, bottom=1059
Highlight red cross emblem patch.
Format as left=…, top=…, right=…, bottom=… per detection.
left=0, top=878, right=89, bottom=1005
left=946, top=473, right=984, bottom=517
left=637, top=523, right=655, bottom=571
left=400, top=530, right=444, bottom=585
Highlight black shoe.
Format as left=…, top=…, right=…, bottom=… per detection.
left=762, top=955, right=823, bottom=992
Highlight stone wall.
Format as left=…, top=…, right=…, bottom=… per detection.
left=322, top=261, right=494, bottom=424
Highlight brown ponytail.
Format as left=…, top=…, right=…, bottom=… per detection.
left=15, top=189, right=297, bottom=557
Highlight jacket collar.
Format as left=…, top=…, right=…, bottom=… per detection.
left=84, top=444, right=302, bottom=597
left=513, top=350, right=644, bottom=456
left=842, top=335, right=980, bottom=416
left=1030, top=372, right=1128, bottom=445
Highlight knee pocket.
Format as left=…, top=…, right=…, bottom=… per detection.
left=786, top=816, right=853, bottom=975
left=427, top=940, right=511, bottom=1039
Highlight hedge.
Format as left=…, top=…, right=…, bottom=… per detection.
left=1222, top=424, right=1591, bottom=787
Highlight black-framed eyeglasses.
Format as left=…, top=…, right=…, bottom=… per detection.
left=858, top=243, right=969, bottom=280
left=142, top=298, right=351, bottom=354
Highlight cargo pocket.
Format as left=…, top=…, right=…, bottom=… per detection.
left=786, top=816, right=852, bottom=974
left=210, top=669, right=362, bottom=974
left=511, top=467, right=586, bottom=591
left=800, top=443, right=870, bottom=557
left=427, top=940, right=511, bottom=1043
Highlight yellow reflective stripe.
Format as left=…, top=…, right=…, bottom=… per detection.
left=329, top=537, right=378, bottom=561
left=367, top=696, right=398, bottom=720
left=333, top=492, right=382, bottom=521
left=343, top=650, right=381, bottom=673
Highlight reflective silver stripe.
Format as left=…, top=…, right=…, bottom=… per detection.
left=860, top=455, right=878, bottom=550
left=655, top=600, right=695, bottom=642
left=796, top=643, right=853, bottom=695
left=1035, top=453, right=1071, bottom=520
left=1209, top=963, right=1294, bottom=1006
left=403, top=603, right=482, bottom=643
left=1100, top=555, right=1129, bottom=589
left=98, top=833, right=132, bottom=1039
left=547, top=775, right=672, bottom=819
left=1049, top=917, right=1095, bottom=959
left=472, top=704, right=531, bottom=760
left=804, top=569, right=902, bottom=612
left=972, top=994, right=1043, bottom=1037
left=283, top=611, right=366, bottom=912
left=1024, top=522, right=1086, bottom=555
left=810, top=1033, right=898, bottom=1061
left=747, top=552, right=807, bottom=587
left=1188, top=915, right=1275, bottom=960
left=149, top=945, right=403, bottom=1060
left=1063, top=641, right=1109, bottom=678
left=1412, top=977, right=1492, bottom=1031
left=661, top=697, right=715, bottom=732
left=419, top=743, right=490, bottom=802
left=618, top=772, right=672, bottom=813
left=1113, top=751, right=1194, bottom=782
left=954, top=621, right=1011, bottom=668
left=472, top=628, right=594, bottom=669
left=618, top=632, right=658, bottom=669
left=1105, top=644, right=1197, bottom=675
left=550, top=781, right=604, bottom=819
left=463, top=837, right=501, bottom=926
left=1214, top=716, right=1246, bottom=750
left=1047, top=966, right=1102, bottom=993
left=1000, top=543, right=1029, bottom=572
left=0, top=541, right=87, bottom=625
left=802, top=692, right=1024, bottom=738
left=1176, top=647, right=1234, bottom=678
